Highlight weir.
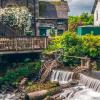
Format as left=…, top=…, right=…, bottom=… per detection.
left=51, top=70, right=73, bottom=84
left=79, top=74, right=100, bottom=92
left=50, top=70, right=100, bottom=100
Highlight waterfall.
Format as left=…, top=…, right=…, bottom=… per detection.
left=79, top=74, right=100, bottom=92
left=51, top=70, right=100, bottom=92
left=50, top=70, right=100, bottom=100
left=50, top=70, right=73, bottom=85
left=60, top=85, right=100, bottom=100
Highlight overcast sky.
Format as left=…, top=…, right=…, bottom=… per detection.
left=40, top=0, right=95, bottom=16
left=68, top=0, right=95, bottom=15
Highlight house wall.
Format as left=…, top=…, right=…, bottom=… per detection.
left=94, top=0, right=100, bottom=26
left=38, top=19, right=68, bottom=36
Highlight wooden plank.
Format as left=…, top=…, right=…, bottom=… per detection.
left=0, top=36, right=48, bottom=54
left=0, top=50, right=43, bottom=55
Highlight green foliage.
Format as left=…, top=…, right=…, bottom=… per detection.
left=69, top=13, right=93, bottom=31
left=80, top=13, right=93, bottom=25
left=0, top=61, right=41, bottom=86
left=44, top=36, right=63, bottom=54
left=45, top=32, right=100, bottom=67
left=81, top=35, right=100, bottom=57
left=62, top=32, right=100, bottom=66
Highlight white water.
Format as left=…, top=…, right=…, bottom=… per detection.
left=79, top=74, right=100, bottom=92
left=51, top=70, right=100, bottom=100
left=0, top=93, right=17, bottom=100
left=0, top=92, right=24, bottom=100
left=51, top=70, right=73, bottom=85
left=60, top=85, right=100, bottom=100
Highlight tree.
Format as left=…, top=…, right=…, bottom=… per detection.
left=68, top=13, right=93, bottom=32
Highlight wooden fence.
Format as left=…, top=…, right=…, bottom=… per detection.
left=0, top=36, right=48, bottom=52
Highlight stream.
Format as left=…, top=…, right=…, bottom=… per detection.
left=1, top=70, right=100, bottom=100
left=0, top=92, right=25, bottom=100
left=51, top=70, right=100, bottom=100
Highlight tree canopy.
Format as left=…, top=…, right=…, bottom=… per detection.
left=69, top=13, right=94, bottom=31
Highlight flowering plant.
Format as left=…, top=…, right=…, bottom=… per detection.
left=0, top=6, right=32, bottom=33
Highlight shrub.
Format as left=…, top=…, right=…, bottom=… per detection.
left=0, top=61, right=41, bottom=86
left=44, top=36, right=63, bottom=54
left=45, top=32, right=100, bottom=67
left=62, top=32, right=100, bottom=66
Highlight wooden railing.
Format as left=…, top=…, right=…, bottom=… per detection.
left=0, top=36, right=48, bottom=52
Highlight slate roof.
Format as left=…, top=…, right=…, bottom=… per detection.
left=39, top=1, right=69, bottom=19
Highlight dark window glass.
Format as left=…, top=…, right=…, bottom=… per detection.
left=57, top=19, right=65, bottom=25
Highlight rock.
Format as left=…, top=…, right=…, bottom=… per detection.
left=19, top=78, right=28, bottom=86
left=18, top=78, right=28, bottom=91
left=70, top=80, right=79, bottom=86
left=25, top=90, right=48, bottom=100
left=50, top=93, right=61, bottom=100
left=43, top=96, right=52, bottom=100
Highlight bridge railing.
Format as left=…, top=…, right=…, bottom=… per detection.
left=0, top=36, right=48, bottom=52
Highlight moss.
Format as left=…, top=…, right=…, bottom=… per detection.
left=25, top=82, right=58, bottom=93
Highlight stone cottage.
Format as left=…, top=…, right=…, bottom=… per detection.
left=38, top=0, right=70, bottom=36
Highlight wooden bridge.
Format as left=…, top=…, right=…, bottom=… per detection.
left=0, top=36, right=48, bottom=54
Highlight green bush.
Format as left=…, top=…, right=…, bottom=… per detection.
left=45, top=32, right=100, bottom=67
left=0, top=61, right=41, bottom=86
left=62, top=32, right=100, bottom=66
left=44, top=36, right=63, bottom=54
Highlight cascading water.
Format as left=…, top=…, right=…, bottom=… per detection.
left=0, top=92, right=24, bottom=100
left=50, top=70, right=73, bottom=85
left=60, top=85, right=100, bottom=100
left=50, top=70, right=100, bottom=100
left=79, top=74, right=100, bottom=92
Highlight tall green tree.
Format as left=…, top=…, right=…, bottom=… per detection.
left=69, top=13, right=93, bottom=32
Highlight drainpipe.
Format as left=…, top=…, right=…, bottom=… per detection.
left=33, top=0, right=37, bottom=36
left=1, top=0, right=3, bottom=8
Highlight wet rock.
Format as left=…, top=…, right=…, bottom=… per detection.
left=26, top=90, right=48, bottom=100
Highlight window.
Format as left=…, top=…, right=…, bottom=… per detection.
left=57, top=19, right=65, bottom=25
left=57, top=29, right=64, bottom=35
